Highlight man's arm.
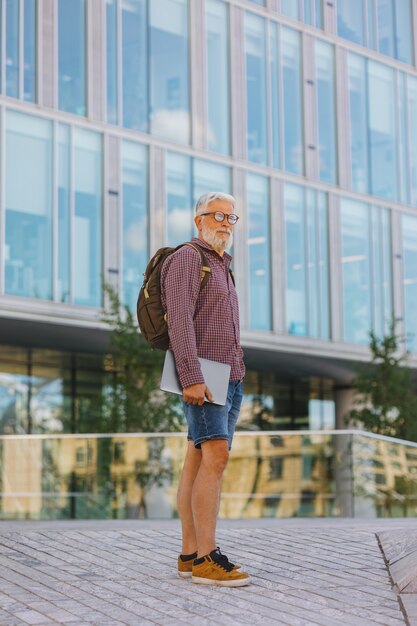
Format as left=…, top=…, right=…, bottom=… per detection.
left=162, top=248, right=213, bottom=405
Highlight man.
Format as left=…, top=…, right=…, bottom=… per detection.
left=161, top=192, right=250, bottom=587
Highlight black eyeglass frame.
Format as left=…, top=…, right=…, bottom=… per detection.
left=199, top=211, right=239, bottom=225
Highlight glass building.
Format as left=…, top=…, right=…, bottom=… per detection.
left=0, top=0, right=417, bottom=435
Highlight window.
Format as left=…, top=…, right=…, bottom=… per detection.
left=341, top=199, right=392, bottom=344
left=315, top=41, right=337, bottom=184
left=193, top=160, right=231, bottom=206
left=282, top=28, right=303, bottom=175
left=348, top=54, right=398, bottom=201
left=281, top=0, right=323, bottom=28
left=205, top=0, right=230, bottom=154
left=402, top=214, right=417, bottom=353
left=106, top=0, right=119, bottom=124
left=122, top=0, right=147, bottom=131
left=284, top=184, right=329, bottom=339
left=337, top=0, right=413, bottom=65
left=6, top=0, right=19, bottom=98
left=245, top=13, right=267, bottom=165
left=73, top=129, right=102, bottom=307
left=58, top=124, right=70, bottom=304
left=122, top=141, right=148, bottom=312
left=166, top=153, right=192, bottom=247
left=58, top=0, right=86, bottom=116
left=247, top=173, right=271, bottom=331
left=337, top=0, right=365, bottom=45
left=368, top=61, right=397, bottom=200
left=5, top=111, right=53, bottom=300
left=149, top=0, right=190, bottom=143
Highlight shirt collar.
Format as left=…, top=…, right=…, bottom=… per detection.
left=191, top=237, right=232, bottom=263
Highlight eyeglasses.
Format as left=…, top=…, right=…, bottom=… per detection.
left=200, top=211, right=239, bottom=225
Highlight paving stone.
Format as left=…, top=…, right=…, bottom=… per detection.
left=0, top=519, right=415, bottom=625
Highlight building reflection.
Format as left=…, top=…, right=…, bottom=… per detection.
left=1, top=433, right=417, bottom=521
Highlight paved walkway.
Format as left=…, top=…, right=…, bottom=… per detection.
left=0, top=518, right=415, bottom=626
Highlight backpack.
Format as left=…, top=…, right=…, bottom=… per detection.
left=137, top=241, right=235, bottom=350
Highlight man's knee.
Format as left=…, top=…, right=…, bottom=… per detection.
left=201, top=439, right=229, bottom=476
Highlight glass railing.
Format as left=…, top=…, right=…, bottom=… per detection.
left=1, top=430, right=417, bottom=520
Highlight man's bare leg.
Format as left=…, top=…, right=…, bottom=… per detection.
left=191, top=439, right=229, bottom=558
left=177, top=441, right=202, bottom=554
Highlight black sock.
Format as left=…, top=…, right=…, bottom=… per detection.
left=180, top=551, right=197, bottom=562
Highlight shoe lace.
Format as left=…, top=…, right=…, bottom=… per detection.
left=215, top=547, right=234, bottom=571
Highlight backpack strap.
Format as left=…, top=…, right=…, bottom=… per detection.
left=181, top=242, right=212, bottom=289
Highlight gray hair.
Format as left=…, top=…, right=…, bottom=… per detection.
left=195, top=192, right=236, bottom=217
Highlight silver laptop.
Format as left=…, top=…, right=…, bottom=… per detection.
left=160, top=350, right=231, bottom=406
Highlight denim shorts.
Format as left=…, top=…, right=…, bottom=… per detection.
left=182, top=380, right=243, bottom=450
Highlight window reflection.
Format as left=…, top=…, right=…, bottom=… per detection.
left=402, top=214, right=417, bottom=353
left=282, top=27, right=303, bottom=175
left=284, top=184, right=329, bottom=339
left=5, top=111, right=53, bottom=300
left=58, top=124, right=70, bottom=304
left=315, top=40, right=337, bottom=184
left=58, top=0, right=86, bottom=116
left=122, top=141, right=148, bottom=312
left=245, top=13, right=267, bottom=165
left=106, top=0, right=119, bottom=125
left=149, top=0, right=190, bottom=144
left=206, top=0, right=230, bottom=154
left=348, top=54, right=369, bottom=194
left=6, top=0, right=19, bottom=98
left=74, top=129, right=102, bottom=307
left=166, top=153, right=192, bottom=247
left=24, top=0, right=36, bottom=102
left=247, top=173, right=271, bottom=331
left=122, top=0, right=147, bottom=131
left=341, top=199, right=392, bottom=345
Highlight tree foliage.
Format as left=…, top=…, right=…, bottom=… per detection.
left=100, top=284, right=183, bottom=433
left=347, top=321, right=417, bottom=442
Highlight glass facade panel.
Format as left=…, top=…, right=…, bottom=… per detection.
left=393, top=0, right=413, bottom=65
left=122, top=0, right=147, bottom=131
left=58, top=124, right=70, bottom=304
left=285, top=184, right=329, bottom=338
left=270, top=22, right=280, bottom=169
left=193, top=160, right=231, bottom=205
left=341, top=199, right=371, bottom=344
left=58, top=0, right=86, bottom=116
left=245, top=12, right=267, bottom=165
left=377, top=0, right=394, bottom=58
left=149, top=0, right=190, bottom=144
left=348, top=54, right=369, bottom=194
left=24, top=0, right=36, bottom=102
left=166, top=153, right=192, bottom=247
left=73, top=129, right=102, bottom=307
left=106, top=0, right=118, bottom=125
left=6, top=111, right=53, bottom=300
left=337, top=0, right=365, bottom=46
left=206, top=0, right=230, bottom=154
left=247, top=173, right=271, bottom=330
left=368, top=61, right=397, bottom=200
left=6, top=0, right=19, bottom=98
left=398, top=73, right=409, bottom=205
left=282, top=27, right=303, bottom=175
left=281, top=0, right=300, bottom=20
left=285, top=184, right=306, bottom=336
left=408, top=77, right=417, bottom=207
left=402, top=214, right=417, bottom=353
left=315, top=40, right=337, bottom=184
left=122, top=141, right=148, bottom=312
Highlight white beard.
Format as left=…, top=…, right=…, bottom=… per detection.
left=201, top=223, right=233, bottom=252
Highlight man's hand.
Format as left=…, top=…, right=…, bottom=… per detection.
left=183, top=383, right=213, bottom=405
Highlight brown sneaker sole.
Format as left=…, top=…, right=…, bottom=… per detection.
left=192, top=574, right=251, bottom=587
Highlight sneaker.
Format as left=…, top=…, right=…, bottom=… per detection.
left=192, top=548, right=250, bottom=587
left=178, top=552, right=197, bottom=578
left=178, top=547, right=241, bottom=578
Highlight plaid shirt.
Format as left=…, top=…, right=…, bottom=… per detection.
left=161, top=237, right=245, bottom=389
